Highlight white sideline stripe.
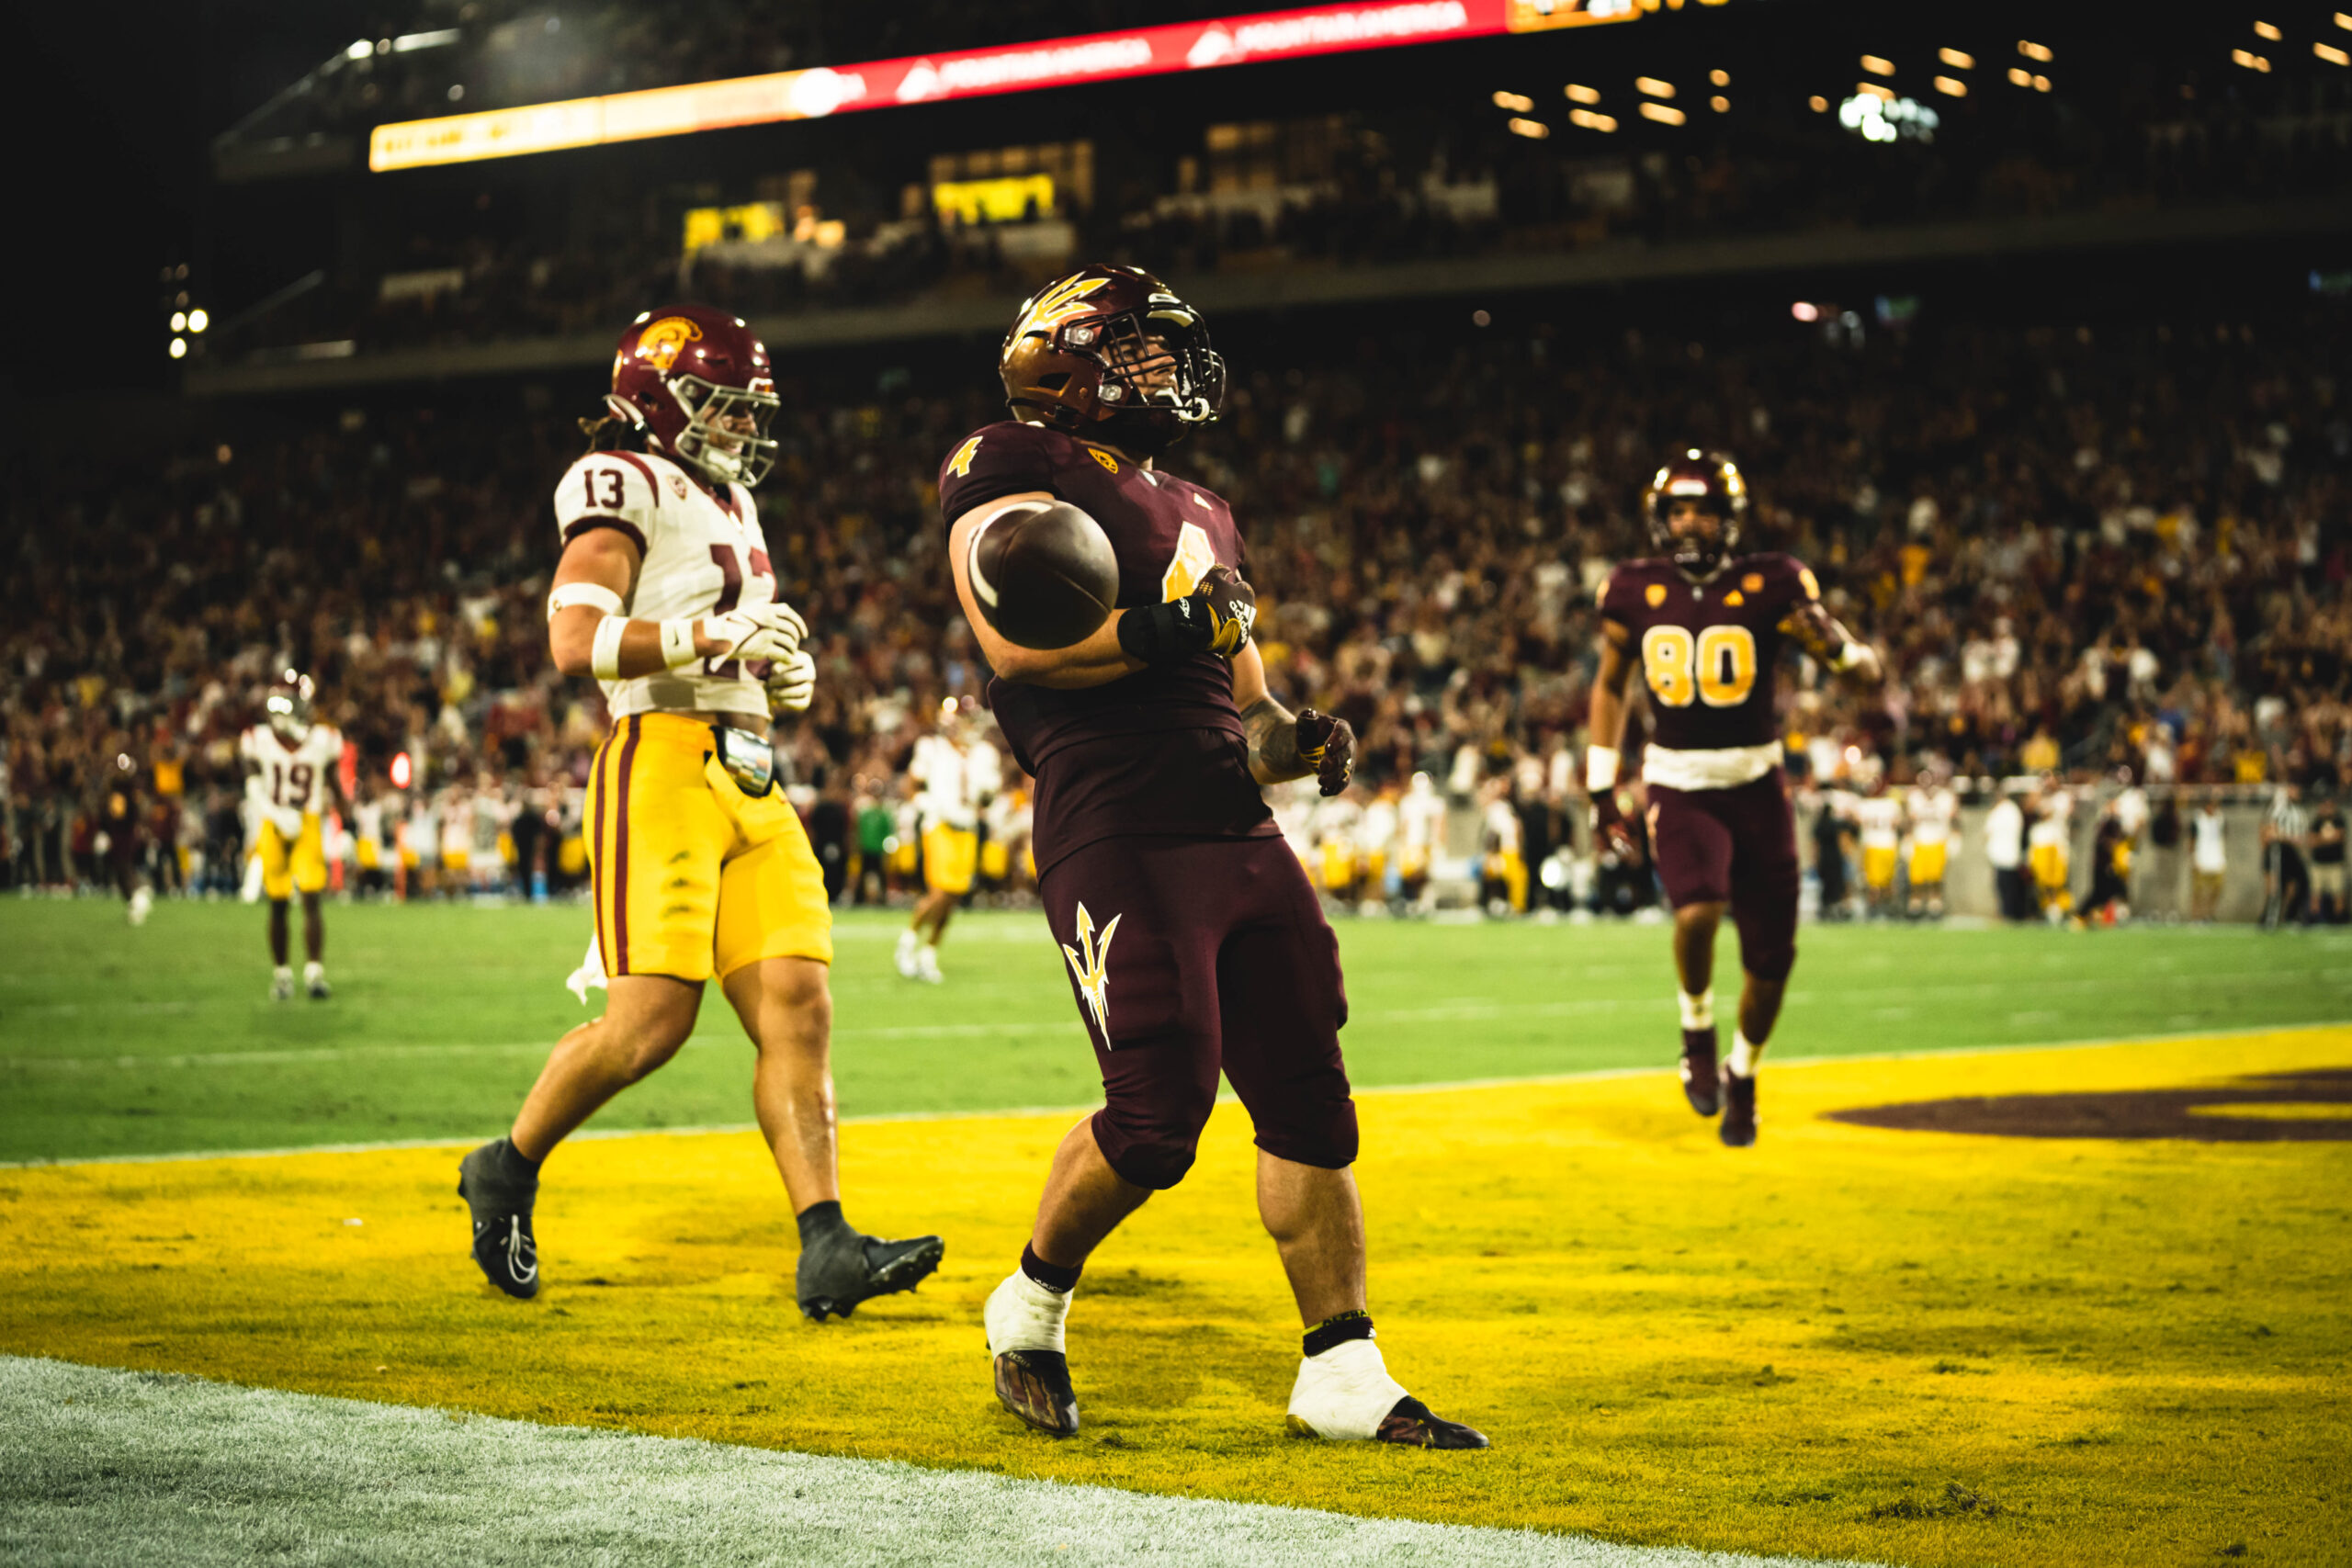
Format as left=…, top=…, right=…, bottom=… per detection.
left=0, top=1356, right=1880, bottom=1568
left=9, top=965, right=2345, bottom=1072
left=4, top=1021, right=2343, bottom=1171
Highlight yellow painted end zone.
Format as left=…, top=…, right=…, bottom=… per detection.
left=3, top=1027, right=2347, bottom=1568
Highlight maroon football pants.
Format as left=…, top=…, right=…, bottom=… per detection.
left=1039, top=833, right=1356, bottom=1190
left=1645, top=768, right=1801, bottom=983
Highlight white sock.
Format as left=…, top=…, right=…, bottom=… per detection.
left=1728, top=1031, right=1760, bottom=1078
left=1678, top=987, right=1714, bottom=1030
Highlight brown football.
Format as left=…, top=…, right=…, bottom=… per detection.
left=967, top=500, right=1120, bottom=650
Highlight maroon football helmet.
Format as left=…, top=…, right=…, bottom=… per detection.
left=604, top=305, right=779, bottom=487
left=1642, top=448, right=1749, bottom=578
left=999, top=265, right=1225, bottom=457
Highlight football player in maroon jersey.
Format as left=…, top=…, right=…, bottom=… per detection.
left=943, top=265, right=1485, bottom=1450
left=1587, top=451, right=1881, bottom=1146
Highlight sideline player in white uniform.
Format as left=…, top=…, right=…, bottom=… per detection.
left=898, top=697, right=1003, bottom=983
left=1853, top=783, right=1903, bottom=919
left=1904, top=770, right=1959, bottom=919
left=239, top=671, right=347, bottom=1000
left=457, top=305, right=942, bottom=1318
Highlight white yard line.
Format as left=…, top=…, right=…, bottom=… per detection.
left=3, top=1021, right=2342, bottom=1172
left=0, top=1356, right=1880, bottom=1568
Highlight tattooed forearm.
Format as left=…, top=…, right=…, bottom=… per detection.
left=1240, top=695, right=1308, bottom=784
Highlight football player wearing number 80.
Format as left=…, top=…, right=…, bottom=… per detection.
left=1587, top=449, right=1882, bottom=1147
left=944, top=265, right=1484, bottom=1450
left=458, top=304, right=943, bottom=1319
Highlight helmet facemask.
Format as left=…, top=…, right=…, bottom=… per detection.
left=665, top=375, right=780, bottom=487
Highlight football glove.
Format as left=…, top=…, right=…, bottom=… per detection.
left=1116, top=566, right=1258, bottom=664
left=703, top=600, right=808, bottom=664
left=1590, top=785, right=1640, bottom=865
left=1294, top=708, right=1355, bottom=797
left=764, top=649, right=816, bottom=716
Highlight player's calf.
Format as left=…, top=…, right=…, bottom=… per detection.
left=1285, top=1314, right=1487, bottom=1450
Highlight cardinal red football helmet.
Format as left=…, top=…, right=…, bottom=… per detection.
left=1643, top=448, right=1749, bottom=579
left=999, top=265, right=1225, bottom=457
left=604, top=305, right=779, bottom=487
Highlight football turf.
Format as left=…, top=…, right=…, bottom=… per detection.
left=1, top=1032, right=2346, bottom=1566
left=2, top=901, right=2348, bottom=1568
left=3, top=899, right=2348, bottom=1162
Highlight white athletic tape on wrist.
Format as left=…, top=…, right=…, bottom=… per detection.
left=659, top=618, right=701, bottom=671
left=546, top=582, right=624, bottom=621
left=589, top=615, right=628, bottom=681
left=1586, top=745, right=1621, bottom=795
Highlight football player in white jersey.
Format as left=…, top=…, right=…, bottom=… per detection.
left=239, top=671, right=348, bottom=1000
left=1904, top=768, right=1960, bottom=919
left=898, top=696, right=1003, bottom=983
left=1853, top=778, right=1904, bottom=919
left=458, top=305, right=942, bottom=1318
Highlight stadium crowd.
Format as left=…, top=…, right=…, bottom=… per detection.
left=6, top=303, right=2347, bottom=915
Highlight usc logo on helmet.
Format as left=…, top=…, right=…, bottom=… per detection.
left=637, top=316, right=704, bottom=373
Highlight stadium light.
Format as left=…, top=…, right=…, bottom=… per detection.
left=2007, top=65, right=2032, bottom=85
left=2033, top=73, right=2051, bottom=92
left=1493, top=90, right=1534, bottom=111
left=1569, top=107, right=1618, bottom=131
left=1856, top=81, right=1894, bottom=100
left=2254, top=21, right=2281, bottom=41
left=345, top=39, right=371, bottom=61
left=390, top=752, right=413, bottom=790
left=1709, top=68, right=1728, bottom=85
left=1565, top=83, right=1601, bottom=103
left=1938, top=47, right=1974, bottom=69
left=391, top=28, right=460, bottom=51
left=1639, top=101, right=1685, bottom=124
left=1792, top=301, right=1821, bottom=321
left=1710, top=95, right=1729, bottom=111
left=168, top=337, right=186, bottom=359
left=1635, top=76, right=1674, bottom=97
left=187, top=309, right=208, bottom=333
left=1507, top=116, right=1550, bottom=138
left=2341, top=12, right=2351, bottom=29
left=2232, top=49, right=2272, bottom=72
left=170, top=311, right=187, bottom=333
left=2320, top=41, right=2350, bottom=64
left=1935, top=75, right=1966, bottom=96
left=1809, top=94, right=1829, bottom=112
left=1860, top=55, right=1894, bottom=76
left=2018, top=39, right=2052, bottom=62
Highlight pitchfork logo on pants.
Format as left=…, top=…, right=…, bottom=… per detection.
left=1060, top=903, right=1122, bottom=1043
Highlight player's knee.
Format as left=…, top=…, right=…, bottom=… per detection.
left=1740, top=936, right=1797, bottom=984
left=1091, top=1079, right=1216, bottom=1191
left=1674, top=900, right=1725, bottom=933
left=1254, top=1094, right=1359, bottom=1172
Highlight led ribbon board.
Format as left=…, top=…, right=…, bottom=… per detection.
left=369, top=0, right=1649, bottom=172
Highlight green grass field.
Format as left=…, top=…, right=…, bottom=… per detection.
left=5, top=899, right=2349, bottom=1163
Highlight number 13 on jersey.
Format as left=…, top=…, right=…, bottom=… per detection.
left=1641, top=624, right=1758, bottom=708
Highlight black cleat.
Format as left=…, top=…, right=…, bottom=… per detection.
left=1680, top=1027, right=1721, bottom=1116
left=1720, top=1069, right=1758, bottom=1147
left=995, top=1348, right=1080, bottom=1437
left=1376, top=1396, right=1490, bottom=1450
left=458, top=1140, right=539, bottom=1298
left=797, top=1230, right=944, bottom=1321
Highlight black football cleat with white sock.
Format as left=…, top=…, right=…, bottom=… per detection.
left=1679, top=1027, right=1721, bottom=1116
left=1720, top=1068, right=1758, bottom=1147
left=458, top=1139, right=540, bottom=1299
left=994, top=1348, right=1081, bottom=1437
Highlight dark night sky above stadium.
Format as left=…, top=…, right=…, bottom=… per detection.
left=21, top=2, right=381, bottom=397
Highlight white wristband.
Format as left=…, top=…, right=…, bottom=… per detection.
left=1586, top=745, right=1621, bottom=794
left=589, top=615, right=628, bottom=681
left=547, top=582, right=625, bottom=621
left=659, top=618, right=702, bottom=671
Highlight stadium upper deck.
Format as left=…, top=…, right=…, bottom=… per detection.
left=182, top=0, right=2352, bottom=390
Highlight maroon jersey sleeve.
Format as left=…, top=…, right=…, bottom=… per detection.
left=938, top=422, right=1062, bottom=526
